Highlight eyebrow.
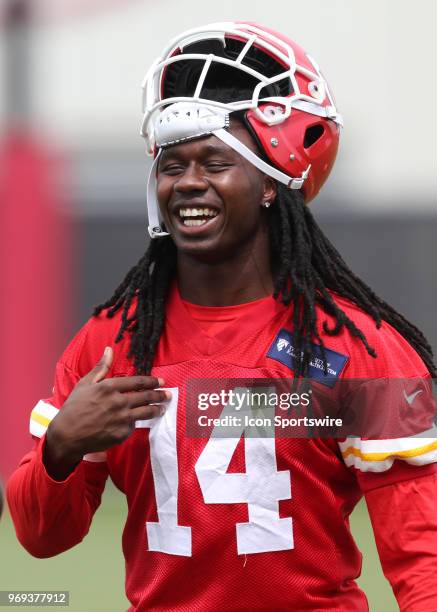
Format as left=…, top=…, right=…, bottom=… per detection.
left=159, top=141, right=231, bottom=161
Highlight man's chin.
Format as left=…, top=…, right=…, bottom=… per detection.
left=173, top=235, right=236, bottom=265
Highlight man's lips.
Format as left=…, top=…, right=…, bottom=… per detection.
left=170, top=202, right=223, bottom=235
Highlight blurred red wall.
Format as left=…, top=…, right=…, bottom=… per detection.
left=0, top=131, right=74, bottom=480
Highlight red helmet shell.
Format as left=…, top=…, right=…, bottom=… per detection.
left=238, top=22, right=340, bottom=202
left=143, top=21, right=341, bottom=203
left=245, top=104, right=340, bottom=202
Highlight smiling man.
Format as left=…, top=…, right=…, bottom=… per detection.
left=7, top=22, right=437, bottom=611
left=156, top=115, right=276, bottom=300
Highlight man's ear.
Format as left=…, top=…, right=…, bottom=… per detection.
left=263, top=177, right=277, bottom=205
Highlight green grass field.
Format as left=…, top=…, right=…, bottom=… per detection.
left=0, top=484, right=397, bottom=611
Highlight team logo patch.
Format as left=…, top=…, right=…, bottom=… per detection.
left=267, top=329, right=349, bottom=387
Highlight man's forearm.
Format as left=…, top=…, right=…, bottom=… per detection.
left=7, top=436, right=108, bottom=558
left=366, top=471, right=437, bottom=610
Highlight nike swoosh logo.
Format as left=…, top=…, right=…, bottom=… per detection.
left=403, top=389, right=423, bottom=405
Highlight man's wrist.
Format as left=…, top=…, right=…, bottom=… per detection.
left=43, top=424, right=83, bottom=481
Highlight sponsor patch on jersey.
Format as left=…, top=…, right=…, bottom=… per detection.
left=267, top=329, right=349, bottom=387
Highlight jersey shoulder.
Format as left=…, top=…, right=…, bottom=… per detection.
left=59, top=304, right=133, bottom=377
left=322, top=291, right=429, bottom=378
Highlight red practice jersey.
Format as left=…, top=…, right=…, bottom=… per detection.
left=11, top=283, right=437, bottom=611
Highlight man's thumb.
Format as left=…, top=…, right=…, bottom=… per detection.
left=89, top=346, right=113, bottom=384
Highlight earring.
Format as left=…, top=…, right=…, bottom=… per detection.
left=262, top=201, right=271, bottom=208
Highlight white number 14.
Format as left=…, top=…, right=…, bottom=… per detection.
left=135, top=388, right=293, bottom=556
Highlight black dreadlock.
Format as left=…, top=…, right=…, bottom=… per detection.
left=94, top=184, right=436, bottom=378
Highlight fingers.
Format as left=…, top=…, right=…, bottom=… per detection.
left=79, top=352, right=164, bottom=391
left=91, top=347, right=113, bottom=383
left=125, top=389, right=171, bottom=409
left=80, top=347, right=114, bottom=386
left=104, top=375, right=165, bottom=393
left=127, top=387, right=172, bottom=421
left=130, top=404, right=165, bottom=421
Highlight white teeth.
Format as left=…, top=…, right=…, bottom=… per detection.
left=183, top=219, right=208, bottom=226
left=179, top=207, right=218, bottom=218
left=178, top=207, right=219, bottom=228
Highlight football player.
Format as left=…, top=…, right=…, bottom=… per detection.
left=7, top=22, right=437, bottom=610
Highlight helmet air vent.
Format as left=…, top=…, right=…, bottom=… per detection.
left=304, top=124, right=324, bottom=149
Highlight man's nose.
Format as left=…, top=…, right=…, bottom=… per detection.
left=174, top=164, right=208, bottom=193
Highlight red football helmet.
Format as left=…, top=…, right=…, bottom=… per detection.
left=141, top=22, right=342, bottom=237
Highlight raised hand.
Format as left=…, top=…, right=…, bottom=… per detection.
left=43, top=347, right=170, bottom=480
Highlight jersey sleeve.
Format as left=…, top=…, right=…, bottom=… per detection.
left=6, top=320, right=109, bottom=558
left=365, top=469, right=437, bottom=610
left=337, top=375, right=437, bottom=481
left=333, top=318, right=437, bottom=606
left=336, top=318, right=437, bottom=483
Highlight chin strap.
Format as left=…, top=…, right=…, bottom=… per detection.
left=147, top=150, right=170, bottom=238
left=214, top=128, right=311, bottom=190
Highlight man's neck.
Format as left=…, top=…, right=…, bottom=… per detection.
left=176, top=240, right=274, bottom=307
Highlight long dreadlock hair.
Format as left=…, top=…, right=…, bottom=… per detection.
left=94, top=182, right=436, bottom=378
left=95, top=70, right=435, bottom=378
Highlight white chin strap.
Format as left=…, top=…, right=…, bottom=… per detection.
left=214, top=129, right=310, bottom=188
left=146, top=102, right=311, bottom=239
left=147, top=151, right=166, bottom=238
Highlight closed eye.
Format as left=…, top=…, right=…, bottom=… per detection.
left=205, top=162, right=233, bottom=172
left=160, top=164, right=185, bottom=175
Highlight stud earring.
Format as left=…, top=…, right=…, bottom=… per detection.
left=262, top=201, right=271, bottom=208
